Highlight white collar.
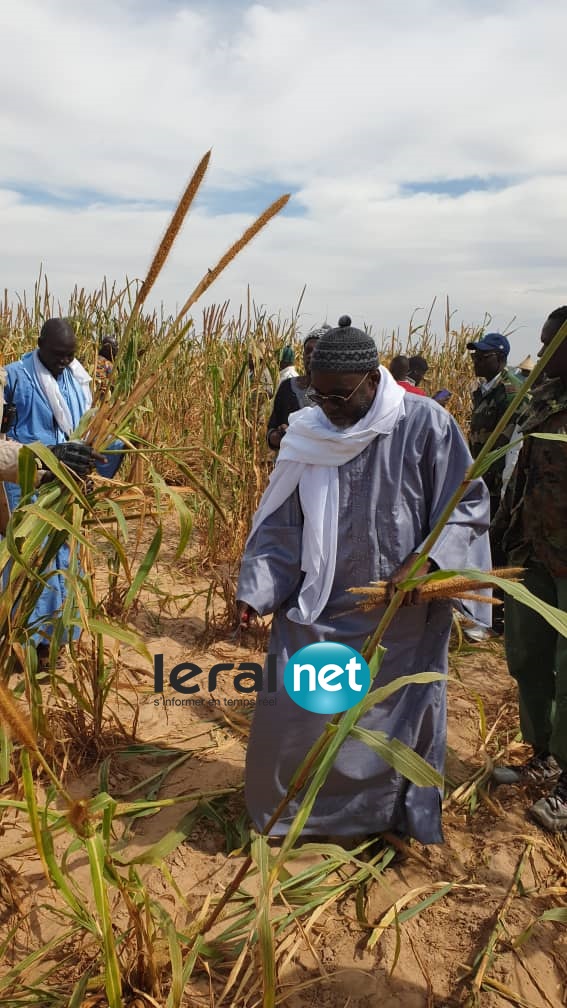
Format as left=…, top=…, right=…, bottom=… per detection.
left=479, top=368, right=506, bottom=396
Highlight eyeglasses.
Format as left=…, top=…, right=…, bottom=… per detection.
left=306, top=372, right=370, bottom=407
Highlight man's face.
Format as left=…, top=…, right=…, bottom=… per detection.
left=471, top=349, right=503, bottom=380
left=539, top=317, right=567, bottom=380
left=303, top=338, right=318, bottom=376
left=101, top=339, right=117, bottom=361
left=308, top=369, right=379, bottom=428
left=38, top=329, right=77, bottom=377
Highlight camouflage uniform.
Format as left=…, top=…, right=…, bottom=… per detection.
left=469, top=366, right=524, bottom=510
left=492, top=377, right=567, bottom=768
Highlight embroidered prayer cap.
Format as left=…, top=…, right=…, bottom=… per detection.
left=310, top=315, right=379, bottom=373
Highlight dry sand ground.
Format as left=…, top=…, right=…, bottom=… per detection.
left=1, top=530, right=566, bottom=1007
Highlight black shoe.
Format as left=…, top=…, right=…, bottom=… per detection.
left=492, top=752, right=561, bottom=786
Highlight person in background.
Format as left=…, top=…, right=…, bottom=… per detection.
left=407, top=356, right=429, bottom=395
left=390, top=356, right=451, bottom=405
left=95, top=334, right=118, bottom=395
left=389, top=354, right=410, bottom=383
left=3, top=318, right=120, bottom=671
left=491, top=306, right=567, bottom=831
left=267, top=326, right=330, bottom=451
left=466, top=332, right=524, bottom=636
left=248, top=350, right=274, bottom=402
left=238, top=315, right=490, bottom=846
left=1, top=371, right=104, bottom=531
left=277, top=347, right=299, bottom=387
left=507, top=354, right=535, bottom=385
left=389, top=354, right=426, bottom=396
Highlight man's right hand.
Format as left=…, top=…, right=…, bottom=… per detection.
left=236, top=601, right=258, bottom=628
left=47, top=441, right=107, bottom=477
left=385, top=553, right=434, bottom=606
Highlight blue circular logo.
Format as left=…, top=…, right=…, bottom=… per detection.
left=283, top=642, right=371, bottom=714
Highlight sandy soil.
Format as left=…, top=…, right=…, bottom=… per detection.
left=1, top=528, right=566, bottom=1008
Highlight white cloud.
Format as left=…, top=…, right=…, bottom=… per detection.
left=1, top=0, right=566, bottom=358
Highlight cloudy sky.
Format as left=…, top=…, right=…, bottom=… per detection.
left=2, top=0, right=566, bottom=358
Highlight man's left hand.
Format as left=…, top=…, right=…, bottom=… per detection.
left=385, top=553, right=435, bottom=606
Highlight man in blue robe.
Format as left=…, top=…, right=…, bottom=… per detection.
left=3, top=318, right=121, bottom=670
left=236, top=315, right=491, bottom=845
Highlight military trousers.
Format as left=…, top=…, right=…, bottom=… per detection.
left=504, top=565, right=567, bottom=769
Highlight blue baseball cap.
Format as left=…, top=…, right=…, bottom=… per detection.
left=466, top=332, right=510, bottom=356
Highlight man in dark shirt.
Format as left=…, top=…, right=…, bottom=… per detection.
left=95, top=334, right=118, bottom=396
left=266, top=327, right=329, bottom=451
left=467, top=332, right=523, bottom=633
left=492, top=306, right=567, bottom=831
left=468, top=333, right=524, bottom=519
left=389, top=354, right=427, bottom=395
left=406, top=355, right=429, bottom=395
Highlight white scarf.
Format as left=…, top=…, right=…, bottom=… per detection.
left=32, top=349, right=92, bottom=437
left=248, top=365, right=405, bottom=624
